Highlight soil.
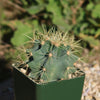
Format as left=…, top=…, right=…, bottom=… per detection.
left=0, top=42, right=13, bottom=81
left=0, top=42, right=14, bottom=100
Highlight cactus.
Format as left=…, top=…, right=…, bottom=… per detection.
left=14, top=27, right=82, bottom=83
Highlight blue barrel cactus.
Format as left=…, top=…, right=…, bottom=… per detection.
left=14, top=27, right=82, bottom=83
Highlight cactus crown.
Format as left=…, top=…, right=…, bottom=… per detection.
left=14, top=27, right=83, bottom=84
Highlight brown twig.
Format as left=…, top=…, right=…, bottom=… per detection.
left=14, top=0, right=22, bottom=5
left=2, top=0, right=26, bottom=13
left=71, top=0, right=85, bottom=25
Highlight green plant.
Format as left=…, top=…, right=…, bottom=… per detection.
left=13, top=27, right=83, bottom=83
left=1, top=0, right=100, bottom=48
left=11, top=21, right=33, bottom=46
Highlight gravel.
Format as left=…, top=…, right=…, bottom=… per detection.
left=77, top=62, right=100, bottom=100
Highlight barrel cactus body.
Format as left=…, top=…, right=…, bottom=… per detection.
left=15, top=28, right=81, bottom=83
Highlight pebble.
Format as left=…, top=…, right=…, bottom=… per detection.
left=77, top=63, right=100, bottom=100
left=20, top=68, right=26, bottom=74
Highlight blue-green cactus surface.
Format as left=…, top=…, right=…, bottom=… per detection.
left=14, top=27, right=81, bottom=83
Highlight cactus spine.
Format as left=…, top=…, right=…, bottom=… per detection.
left=15, top=27, right=82, bottom=83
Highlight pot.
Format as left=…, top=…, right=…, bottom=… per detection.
left=13, top=67, right=85, bottom=100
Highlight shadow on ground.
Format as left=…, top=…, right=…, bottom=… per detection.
left=0, top=58, right=14, bottom=100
